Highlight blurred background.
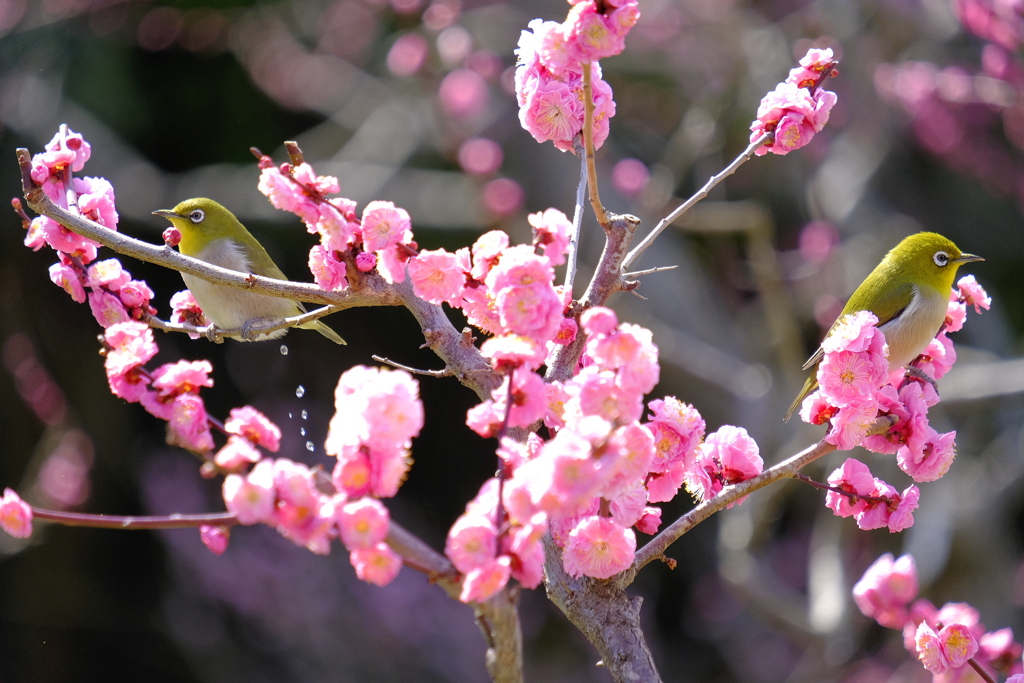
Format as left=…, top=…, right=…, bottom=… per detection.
left=1, top=0, right=1023, bottom=681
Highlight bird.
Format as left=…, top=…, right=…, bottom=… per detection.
left=153, top=197, right=345, bottom=344
left=785, top=232, right=982, bottom=421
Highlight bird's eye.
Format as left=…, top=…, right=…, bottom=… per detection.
left=189, top=209, right=205, bottom=224
left=933, top=250, right=950, bottom=267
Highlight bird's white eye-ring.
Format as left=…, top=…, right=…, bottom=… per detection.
left=933, top=250, right=950, bottom=267
left=189, top=209, right=205, bottom=224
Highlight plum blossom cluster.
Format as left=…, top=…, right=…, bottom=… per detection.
left=22, top=128, right=158, bottom=328
left=223, top=365, right=422, bottom=585
left=751, top=48, right=839, bottom=156
left=854, top=553, right=1024, bottom=680
left=514, top=0, right=640, bottom=152
left=797, top=278, right=990, bottom=530
left=446, top=306, right=762, bottom=601
left=255, top=151, right=415, bottom=291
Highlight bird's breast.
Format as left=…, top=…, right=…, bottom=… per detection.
left=877, top=284, right=949, bottom=370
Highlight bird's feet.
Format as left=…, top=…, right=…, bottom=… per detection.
left=900, top=364, right=939, bottom=396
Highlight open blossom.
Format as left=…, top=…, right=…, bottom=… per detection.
left=336, top=497, right=390, bottom=550
left=223, top=459, right=275, bottom=524
left=361, top=201, right=411, bottom=253
left=853, top=553, right=919, bottom=629
left=49, top=262, right=86, bottom=303
left=169, top=290, right=208, bottom=336
left=308, top=245, right=348, bottom=291
left=460, top=556, right=512, bottom=603
left=563, top=0, right=640, bottom=64
left=103, top=321, right=157, bottom=402
left=957, top=274, right=991, bottom=313
left=408, top=248, right=467, bottom=306
left=685, top=425, right=762, bottom=505
left=445, top=513, right=499, bottom=574
left=214, top=435, right=262, bottom=471
left=350, top=543, right=403, bottom=586
left=562, top=515, right=636, bottom=579
left=915, top=621, right=979, bottom=675
left=225, top=406, right=281, bottom=452
left=529, top=208, right=572, bottom=267
left=0, top=488, right=32, bottom=538
left=166, top=393, right=215, bottom=452
left=751, top=48, right=838, bottom=156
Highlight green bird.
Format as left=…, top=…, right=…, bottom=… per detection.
left=153, top=197, right=345, bottom=344
left=785, top=232, right=982, bottom=421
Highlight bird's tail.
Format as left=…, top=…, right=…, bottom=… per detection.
left=784, top=374, right=818, bottom=422
left=302, top=319, right=346, bottom=345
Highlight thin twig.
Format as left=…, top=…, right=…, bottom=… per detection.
left=623, top=132, right=771, bottom=269
left=623, top=264, right=679, bottom=279
left=32, top=507, right=239, bottom=530
left=626, top=415, right=897, bottom=580
left=966, top=657, right=997, bottom=683
left=582, top=65, right=609, bottom=226
left=371, top=354, right=451, bottom=378
left=565, top=136, right=587, bottom=294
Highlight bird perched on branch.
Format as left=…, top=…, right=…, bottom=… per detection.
left=153, top=197, right=345, bottom=344
left=785, top=232, right=981, bottom=421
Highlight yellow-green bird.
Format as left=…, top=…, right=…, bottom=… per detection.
left=785, top=232, right=982, bottom=421
left=153, top=198, right=345, bottom=344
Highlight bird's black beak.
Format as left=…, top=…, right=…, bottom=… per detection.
left=955, top=253, right=984, bottom=264
left=152, top=209, right=179, bottom=218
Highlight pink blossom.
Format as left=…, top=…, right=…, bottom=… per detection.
left=408, top=248, right=466, bottom=306
left=562, top=515, right=636, bottom=579
left=529, top=208, right=572, bottom=267
left=580, top=306, right=617, bottom=336
left=375, top=243, right=411, bottom=284
left=466, top=399, right=504, bottom=438
left=355, top=250, right=377, bottom=272
left=565, top=366, right=642, bottom=425
left=34, top=128, right=91, bottom=177
left=564, top=0, right=639, bottom=64
left=519, top=77, right=580, bottom=145
left=819, top=350, right=886, bottom=406
left=601, top=422, right=655, bottom=497
left=460, top=556, right=512, bottom=603
left=957, top=274, right=991, bottom=313
left=825, top=400, right=878, bottom=450
left=853, top=553, right=919, bottom=629
left=167, top=393, right=215, bottom=452
left=170, top=290, right=208, bottom=337
left=150, top=360, right=213, bottom=397
left=271, top=459, right=335, bottom=554
left=34, top=216, right=99, bottom=262
left=118, top=280, right=154, bottom=313
left=470, top=230, right=510, bottom=280
left=337, top=498, right=390, bottom=550
left=481, top=334, right=547, bottom=371
left=825, top=458, right=876, bottom=518
left=0, top=488, right=32, bottom=538
left=49, top=262, right=86, bottom=303
left=646, top=460, right=686, bottom=503
left=74, top=176, right=118, bottom=230
left=445, top=513, right=498, bottom=573
left=332, top=451, right=372, bottom=498
left=258, top=164, right=320, bottom=224
left=887, top=485, right=920, bottom=532
left=326, top=365, right=423, bottom=458
left=608, top=481, right=646, bottom=528
left=646, top=397, right=705, bottom=473
left=361, top=201, right=411, bottom=253
left=503, top=520, right=547, bottom=588
left=635, top=507, right=662, bottom=534
left=199, top=525, right=229, bottom=555
left=225, top=406, right=281, bottom=452
left=786, top=47, right=837, bottom=89
left=223, top=459, right=275, bottom=525
left=88, top=290, right=129, bottom=328
left=309, top=245, right=348, bottom=291
left=493, top=281, right=564, bottom=342
left=214, top=435, right=262, bottom=471
left=86, top=258, right=130, bottom=290
left=945, top=294, right=968, bottom=333
left=898, top=430, right=957, bottom=482
left=350, top=543, right=403, bottom=586
left=687, top=425, right=762, bottom=504
left=915, top=621, right=979, bottom=675
left=103, top=321, right=157, bottom=402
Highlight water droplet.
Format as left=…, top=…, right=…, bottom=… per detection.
left=288, top=412, right=293, bottom=419
left=295, top=385, right=305, bottom=398
left=301, top=409, right=308, bottom=420
left=305, top=441, right=315, bottom=452
left=300, top=427, right=306, bottom=437
left=279, top=344, right=289, bottom=355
